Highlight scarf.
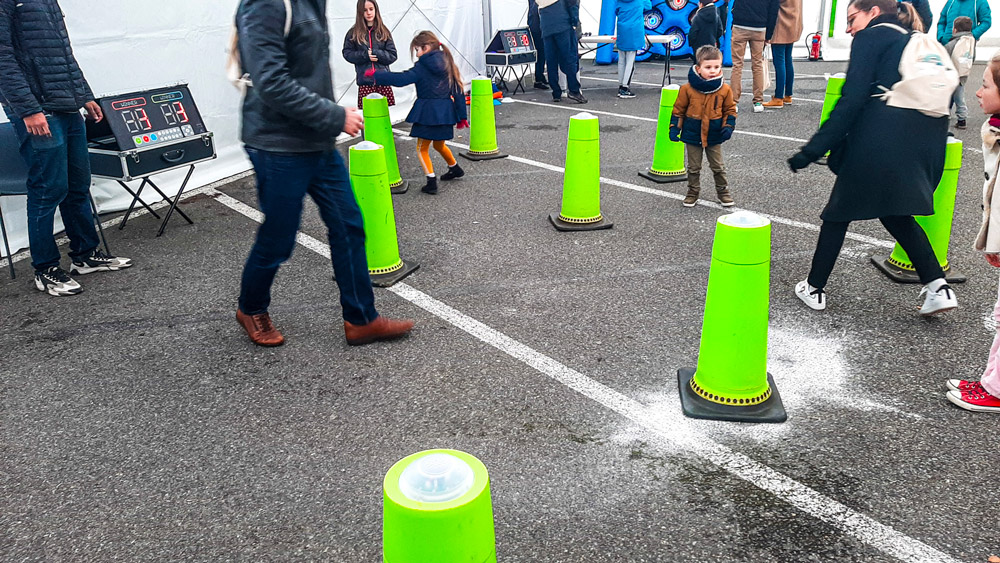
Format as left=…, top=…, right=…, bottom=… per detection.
left=687, top=66, right=723, bottom=94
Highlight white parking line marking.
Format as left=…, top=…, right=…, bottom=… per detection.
left=393, top=129, right=894, bottom=249
left=208, top=185, right=962, bottom=563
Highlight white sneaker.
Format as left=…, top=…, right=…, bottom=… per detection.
left=918, top=283, right=957, bottom=316
left=795, top=280, right=825, bottom=311
left=752, top=102, right=764, bottom=113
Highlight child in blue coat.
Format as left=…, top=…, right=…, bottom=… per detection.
left=369, top=31, right=468, bottom=194
left=615, top=0, right=652, bottom=98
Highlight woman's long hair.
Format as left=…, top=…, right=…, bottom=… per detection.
left=848, top=0, right=923, bottom=32
left=350, top=0, right=391, bottom=46
left=410, top=31, right=463, bottom=89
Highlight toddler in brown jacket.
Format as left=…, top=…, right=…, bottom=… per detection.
left=670, top=45, right=738, bottom=207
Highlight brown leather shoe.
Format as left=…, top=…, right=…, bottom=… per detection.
left=783, top=96, right=793, bottom=104
left=762, top=97, right=784, bottom=108
left=344, top=316, right=414, bottom=346
left=237, top=309, right=285, bottom=347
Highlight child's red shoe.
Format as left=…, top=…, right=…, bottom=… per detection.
left=947, top=388, right=1000, bottom=413
left=945, top=379, right=985, bottom=393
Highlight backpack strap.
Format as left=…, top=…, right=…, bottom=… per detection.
left=282, top=0, right=292, bottom=38
left=873, top=22, right=909, bottom=34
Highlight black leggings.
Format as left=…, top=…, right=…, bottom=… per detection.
left=807, top=216, right=945, bottom=289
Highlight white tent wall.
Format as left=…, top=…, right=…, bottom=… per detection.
left=0, top=0, right=487, bottom=260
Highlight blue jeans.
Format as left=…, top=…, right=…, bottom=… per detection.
left=952, top=75, right=968, bottom=121
left=543, top=29, right=581, bottom=99
left=772, top=43, right=794, bottom=98
left=6, top=111, right=100, bottom=272
left=239, top=147, right=378, bottom=325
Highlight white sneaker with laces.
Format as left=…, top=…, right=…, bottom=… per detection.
left=918, top=283, right=957, bottom=316
left=70, top=250, right=133, bottom=275
left=795, top=280, right=825, bottom=311
left=753, top=102, right=764, bottom=113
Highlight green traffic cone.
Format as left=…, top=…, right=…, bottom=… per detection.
left=549, top=112, right=612, bottom=231
left=349, top=141, right=418, bottom=287
left=872, top=137, right=967, bottom=283
left=639, top=85, right=687, bottom=184
left=817, top=73, right=845, bottom=164
left=460, top=76, right=507, bottom=161
left=363, top=93, right=408, bottom=194
left=383, top=449, right=496, bottom=563
left=678, top=211, right=786, bottom=423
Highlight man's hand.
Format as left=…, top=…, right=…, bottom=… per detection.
left=343, top=107, right=363, bottom=137
left=23, top=112, right=51, bottom=137
left=84, top=100, right=103, bottom=122
left=986, top=253, right=1000, bottom=268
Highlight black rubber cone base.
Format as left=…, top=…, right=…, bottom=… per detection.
left=870, top=255, right=967, bottom=284
left=390, top=180, right=408, bottom=195
left=460, top=150, right=508, bottom=161
left=369, top=260, right=419, bottom=288
left=638, top=169, right=687, bottom=184
left=677, top=368, right=787, bottom=423
left=549, top=212, right=613, bottom=231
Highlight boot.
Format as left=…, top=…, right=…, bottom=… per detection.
left=683, top=187, right=699, bottom=207
left=440, top=163, right=465, bottom=181
left=421, top=175, right=438, bottom=194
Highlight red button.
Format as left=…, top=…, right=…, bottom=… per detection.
left=143, top=136, right=150, bottom=142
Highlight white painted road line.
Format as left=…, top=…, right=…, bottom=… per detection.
left=392, top=129, right=894, bottom=249
left=579, top=75, right=825, bottom=102
left=208, top=185, right=963, bottom=563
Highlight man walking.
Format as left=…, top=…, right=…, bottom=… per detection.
left=729, top=0, right=780, bottom=113
left=0, top=0, right=132, bottom=296
left=234, top=0, right=413, bottom=347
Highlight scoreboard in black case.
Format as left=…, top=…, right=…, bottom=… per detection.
left=485, top=27, right=537, bottom=66
left=100, top=85, right=208, bottom=151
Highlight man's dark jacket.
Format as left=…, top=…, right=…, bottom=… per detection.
left=237, top=0, right=346, bottom=153
left=0, top=0, right=95, bottom=118
left=730, top=0, right=780, bottom=40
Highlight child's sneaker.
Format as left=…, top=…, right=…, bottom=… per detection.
left=34, top=266, right=83, bottom=296
left=918, top=283, right=957, bottom=316
left=946, top=379, right=985, bottom=393
left=955, top=119, right=967, bottom=129
left=70, top=250, right=132, bottom=275
left=683, top=187, right=699, bottom=207
left=795, top=280, right=826, bottom=311
left=617, top=86, right=636, bottom=99
left=752, top=102, right=764, bottom=113
left=440, top=163, right=465, bottom=181
left=947, top=388, right=1000, bottom=413
left=716, top=188, right=734, bottom=207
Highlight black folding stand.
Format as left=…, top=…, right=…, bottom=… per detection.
left=118, top=164, right=196, bottom=237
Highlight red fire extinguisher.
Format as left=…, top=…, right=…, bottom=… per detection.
left=808, top=31, right=823, bottom=61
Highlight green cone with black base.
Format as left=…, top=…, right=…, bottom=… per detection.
left=550, top=112, right=612, bottom=231
left=461, top=76, right=507, bottom=161
left=639, top=85, right=687, bottom=184
left=363, top=93, right=408, bottom=194
left=678, top=211, right=786, bottom=423
left=872, top=137, right=967, bottom=283
left=349, top=141, right=418, bottom=287
left=383, top=449, right=496, bottom=563
left=816, top=73, right=845, bottom=164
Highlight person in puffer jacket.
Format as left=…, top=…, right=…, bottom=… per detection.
left=669, top=46, right=737, bottom=208
left=342, top=0, right=398, bottom=109
left=0, top=0, right=133, bottom=296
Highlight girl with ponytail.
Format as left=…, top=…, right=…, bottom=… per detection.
left=368, top=31, right=468, bottom=195
left=787, top=0, right=957, bottom=316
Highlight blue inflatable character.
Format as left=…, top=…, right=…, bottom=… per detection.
left=596, top=0, right=733, bottom=66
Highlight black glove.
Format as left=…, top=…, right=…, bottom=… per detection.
left=788, top=151, right=813, bottom=173
left=719, top=127, right=733, bottom=142
left=669, top=127, right=681, bottom=142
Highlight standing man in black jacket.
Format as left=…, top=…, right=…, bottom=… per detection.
left=0, top=0, right=132, bottom=296
left=528, top=0, right=550, bottom=90
left=729, top=0, right=779, bottom=113
left=234, top=0, right=413, bottom=347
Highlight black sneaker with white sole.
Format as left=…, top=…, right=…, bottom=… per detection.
left=35, top=266, right=83, bottom=296
left=617, top=86, right=636, bottom=99
left=70, top=250, right=133, bottom=275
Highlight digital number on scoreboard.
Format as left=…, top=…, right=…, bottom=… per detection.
left=102, top=85, right=207, bottom=150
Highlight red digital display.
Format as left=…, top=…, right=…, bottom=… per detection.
left=502, top=30, right=532, bottom=53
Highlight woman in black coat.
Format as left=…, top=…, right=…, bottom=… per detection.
left=342, top=0, right=398, bottom=108
left=787, top=0, right=957, bottom=316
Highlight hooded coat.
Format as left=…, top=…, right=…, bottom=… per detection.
left=615, top=0, right=652, bottom=52
left=372, top=49, right=466, bottom=140
left=798, top=14, right=948, bottom=222
left=688, top=3, right=724, bottom=52
left=975, top=119, right=1000, bottom=253
left=937, top=0, right=991, bottom=43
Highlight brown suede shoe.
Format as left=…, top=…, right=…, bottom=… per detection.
left=762, top=97, right=784, bottom=108
left=783, top=96, right=793, bottom=104
left=237, top=309, right=285, bottom=347
left=344, top=316, right=414, bottom=346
